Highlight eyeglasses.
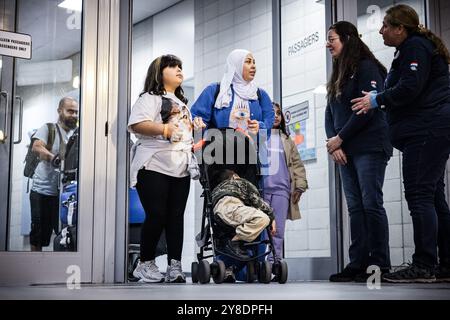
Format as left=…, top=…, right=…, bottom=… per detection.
left=326, top=37, right=340, bottom=44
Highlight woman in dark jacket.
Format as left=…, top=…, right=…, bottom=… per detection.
left=325, top=21, right=393, bottom=282
left=352, top=4, right=450, bottom=283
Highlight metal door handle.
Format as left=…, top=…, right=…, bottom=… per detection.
left=0, top=91, right=9, bottom=143
left=13, top=96, right=24, bottom=144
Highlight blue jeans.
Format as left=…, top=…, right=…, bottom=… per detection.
left=400, top=134, right=450, bottom=268
left=339, top=152, right=391, bottom=270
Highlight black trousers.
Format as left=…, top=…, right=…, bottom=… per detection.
left=136, top=170, right=190, bottom=263
left=29, top=191, right=59, bottom=247
left=400, top=133, right=450, bottom=268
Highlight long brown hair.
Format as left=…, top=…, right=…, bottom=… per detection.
left=385, top=4, right=450, bottom=64
left=327, top=21, right=387, bottom=101
left=140, top=54, right=188, bottom=104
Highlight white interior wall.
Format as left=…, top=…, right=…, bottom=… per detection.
left=132, top=0, right=195, bottom=107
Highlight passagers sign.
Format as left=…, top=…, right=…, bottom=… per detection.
left=0, top=30, right=32, bottom=60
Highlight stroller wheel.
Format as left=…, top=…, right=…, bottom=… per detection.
left=258, top=261, right=272, bottom=284
left=246, top=261, right=256, bottom=283
left=198, top=260, right=211, bottom=284
left=211, top=260, right=226, bottom=284
left=191, top=262, right=199, bottom=284
left=278, top=260, right=288, bottom=284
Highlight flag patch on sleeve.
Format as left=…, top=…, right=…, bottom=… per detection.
left=410, top=62, right=418, bottom=71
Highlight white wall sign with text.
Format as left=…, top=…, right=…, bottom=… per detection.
left=0, top=30, right=32, bottom=60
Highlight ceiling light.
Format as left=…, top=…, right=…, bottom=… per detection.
left=58, top=0, right=82, bottom=12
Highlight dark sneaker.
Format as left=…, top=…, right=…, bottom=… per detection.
left=435, top=265, right=450, bottom=283
left=354, top=268, right=390, bottom=283
left=223, top=267, right=236, bottom=283
left=223, top=240, right=250, bottom=260
left=329, top=267, right=362, bottom=282
left=382, top=264, right=436, bottom=283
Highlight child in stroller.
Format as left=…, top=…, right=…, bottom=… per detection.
left=192, top=128, right=288, bottom=284
left=211, top=169, right=276, bottom=260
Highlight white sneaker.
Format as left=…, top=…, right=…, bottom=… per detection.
left=165, top=259, right=186, bottom=283
left=133, top=260, right=165, bottom=283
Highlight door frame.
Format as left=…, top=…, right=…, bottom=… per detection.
left=0, top=0, right=15, bottom=252
left=271, top=0, right=341, bottom=280
left=0, top=0, right=99, bottom=285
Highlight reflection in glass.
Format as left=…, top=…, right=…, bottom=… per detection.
left=281, top=0, right=331, bottom=258
left=8, top=0, right=82, bottom=252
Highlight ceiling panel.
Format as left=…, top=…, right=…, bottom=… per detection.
left=13, top=0, right=184, bottom=63
left=133, top=0, right=182, bottom=24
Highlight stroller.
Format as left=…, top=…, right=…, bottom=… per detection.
left=54, top=131, right=79, bottom=252
left=191, top=128, right=288, bottom=284
left=54, top=182, right=77, bottom=251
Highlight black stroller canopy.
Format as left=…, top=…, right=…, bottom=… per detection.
left=195, top=128, right=261, bottom=189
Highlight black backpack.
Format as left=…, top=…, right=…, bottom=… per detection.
left=63, top=127, right=79, bottom=182
left=23, top=123, right=56, bottom=178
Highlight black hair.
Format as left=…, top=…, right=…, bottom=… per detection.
left=272, top=102, right=289, bottom=136
left=212, top=169, right=236, bottom=188
left=141, top=54, right=188, bottom=104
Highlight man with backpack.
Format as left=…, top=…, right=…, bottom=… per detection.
left=28, top=97, right=78, bottom=251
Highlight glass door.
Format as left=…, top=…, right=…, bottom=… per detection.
left=0, top=0, right=94, bottom=285
left=279, top=0, right=339, bottom=280
left=0, top=0, right=15, bottom=252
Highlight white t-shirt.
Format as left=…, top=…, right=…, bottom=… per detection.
left=128, top=92, right=193, bottom=186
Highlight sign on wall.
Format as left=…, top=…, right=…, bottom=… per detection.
left=286, top=32, right=320, bottom=57
left=284, top=100, right=317, bottom=161
left=0, top=30, right=32, bottom=60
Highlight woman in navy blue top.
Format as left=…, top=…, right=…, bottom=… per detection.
left=352, top=4, right=450, bottom=283
left=325, top=21, right=393, bottom=282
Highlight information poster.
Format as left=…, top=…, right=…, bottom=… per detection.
left=284, top=100, right=316, bottom=161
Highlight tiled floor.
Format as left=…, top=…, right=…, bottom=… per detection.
left=1, top=280, right=449, bottom=300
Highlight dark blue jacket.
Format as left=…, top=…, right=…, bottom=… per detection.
left=375, top=34, right=450, bottom=144
left=325, top=59, right=393, bottom=156
left=190, top=83, right=274, bottom=133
